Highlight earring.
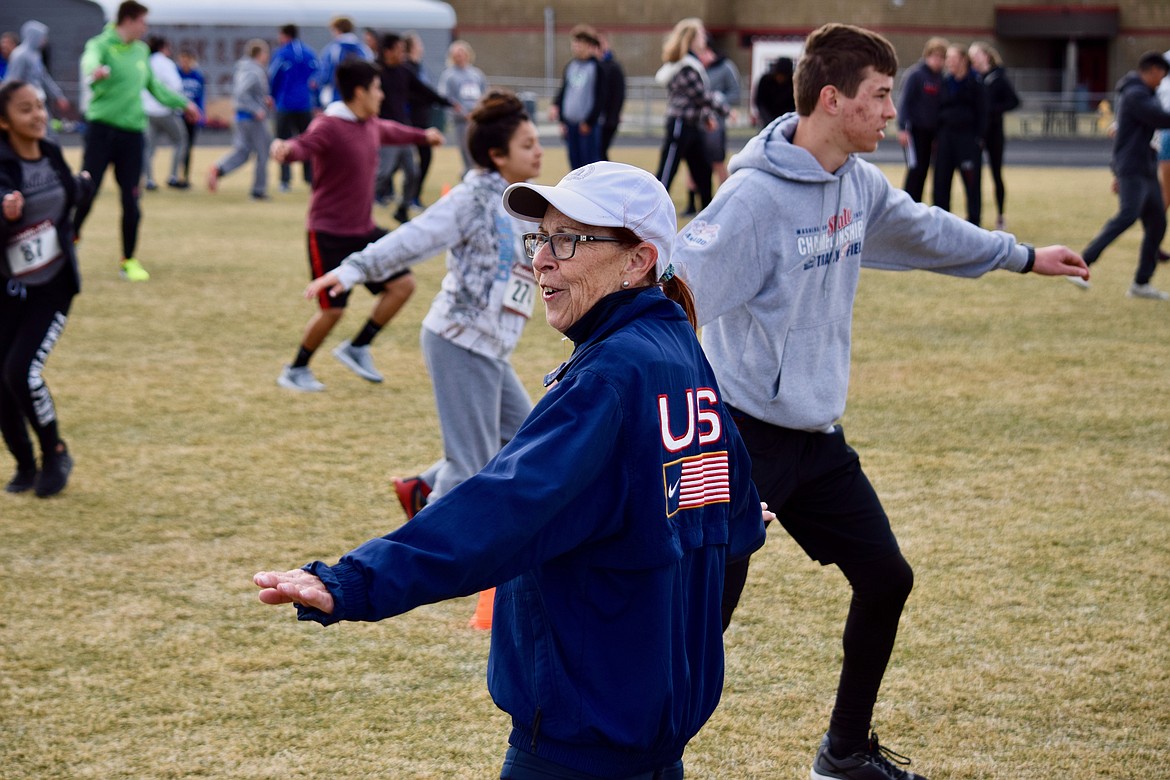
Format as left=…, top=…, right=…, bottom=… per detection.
left=621, top=280, right=630, bottom=288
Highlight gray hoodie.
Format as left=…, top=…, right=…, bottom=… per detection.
left=232, top=56, right=269, bottom=118
left=7, top=21, right=65, bottom=104
left=673, top=114, right=1031, bottom=432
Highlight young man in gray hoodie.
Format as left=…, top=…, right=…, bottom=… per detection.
left=673, top=23, right=1088, bottom=780
left=208, top=39, right=272, bottom=199
left=6, top=21, right=70, bottom=123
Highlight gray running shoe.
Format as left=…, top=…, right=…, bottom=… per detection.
left=278, top=365, right=325, bottom=392
left=811, top=732, right=927, bottom=780
left=332, top=340, right=384, bottom=383
left=1127, top=282, right=1170, bottom=300
left=1065, top=275, right=1090, bottom=290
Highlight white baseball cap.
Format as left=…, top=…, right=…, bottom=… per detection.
left=503, top=162, right=677, bottom=280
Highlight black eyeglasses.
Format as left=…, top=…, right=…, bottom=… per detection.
left=522, top=232, right=627, bottom=260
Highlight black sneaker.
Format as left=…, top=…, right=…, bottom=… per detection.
left=5, top=467, right=38, bottom=494
left=811, top=731, right=927, bottom=780
left=393, top=204, right=410, bottom=224
left=34, top=446, right=73, bottom=498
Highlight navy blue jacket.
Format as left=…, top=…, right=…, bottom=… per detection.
left=897, top=60, right=943, bottom=132
left=1111, top=71, right=1170, bottom=177
left=0, top=136, right=94, bottom=295
left=299, top=287, right=764, bottom=777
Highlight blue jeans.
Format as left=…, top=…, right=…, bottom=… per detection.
left=499, top=747, right=684, bottom=779
left=563, top=122, right=602, bottom=171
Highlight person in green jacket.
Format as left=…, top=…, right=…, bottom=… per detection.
left=73, top=1, right=200, bottom=282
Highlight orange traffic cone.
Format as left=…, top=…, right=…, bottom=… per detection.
left=468, top=587, right=495, bottom=630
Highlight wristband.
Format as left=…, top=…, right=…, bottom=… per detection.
left=1022, top=243, right=1035, bottom=274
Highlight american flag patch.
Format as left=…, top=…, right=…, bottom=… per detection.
left=663, top=451, right=731, bottom=517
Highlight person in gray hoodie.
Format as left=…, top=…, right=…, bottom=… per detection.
left=208, top=39, right=272, bottom=200
left=673, top=23, right=1088, bottom=780
left=5, top=21, right=70, bottom=122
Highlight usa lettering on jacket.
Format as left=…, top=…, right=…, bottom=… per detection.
left=658, top=388, right=731, bottom=516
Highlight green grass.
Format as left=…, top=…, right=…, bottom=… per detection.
left=1, top=141, right=1167, bottom=779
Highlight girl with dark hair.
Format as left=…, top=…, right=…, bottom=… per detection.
left=0, top=81, right=94, bottom=497
left=305, top=91, right=543, bottom=517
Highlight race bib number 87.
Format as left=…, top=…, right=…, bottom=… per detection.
left=6, top=219, right=62, bottom=277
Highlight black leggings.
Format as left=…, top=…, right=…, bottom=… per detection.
left=656, top=118, right=712, bottom=210
left=985, top=119, right=1007, bottom=217
left=0, top=277, right=73, bottom=471
left=75, top=121, right=145, bottom=260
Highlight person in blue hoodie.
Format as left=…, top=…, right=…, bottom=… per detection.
left=673, top=23, right=1088, bottom=780
left=269, top=24, right=318, bottom=192
left=255, top=161, right=767, bottom=780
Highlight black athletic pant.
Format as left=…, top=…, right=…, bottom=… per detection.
left=901, top=125, right=936, bottom=203
left=0, top=275, right=72, bottom=472
left=181, top=118, right=199, bottom=183
left=934, top=128, right=982, bottom=226
left=75, top=121, right=145, bottom=260
left=415, top=142, right=432, bottom=202
left=655, top=118, right=712, bottom=210
left=722, top=413, right=914, bottom=757
left=1083, top=173, right=1167, bottom=286
left=985, top=119, right=1007, bottom=218
left=275, top=110, right=313, bottom=186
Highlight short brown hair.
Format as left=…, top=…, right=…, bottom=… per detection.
left=794, top=23, right=898, bottom=117
left=330, top=16, right=355, bottom=35
left=570, top=24, right=600, bottom=48
left=117, top=1, right=149, bottom=25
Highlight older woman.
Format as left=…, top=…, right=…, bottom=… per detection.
left=255, top=162, right=767, bottom=779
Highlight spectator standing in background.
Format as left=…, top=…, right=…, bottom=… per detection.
left=596, top=32, right=625, bottom=160
left=317, top=15, right=374, bottom=105
left=897, top=37, right=948, bottom=202
left=6, top=22, right=70, bottom=128
left=438, top=40, right=487, bottom=175
left=933, top=44, right=987, bottom=225
left=375, top=32, right=450, bottom=224
left=969, top=41, right=1020, bottom=230
left=550, top=24, right=606, bottom=171
left=404, top=32, right=436, bottom=206
left=208, top=39, right=273, bottom=200
left=176, top=48, right=204, bottom=189
left=141, top=35, right=187, bottom=190
left=684, top=44, right=739, bottom=213
left=1156, top=48, right=1170, bottom=261
left=0, top=32, right=18, bottom=79
left=754, top=56, right=795, bottom=127
left=269, top=24, right=319, bottom=193
left=654, top=17, right=729, bottom=213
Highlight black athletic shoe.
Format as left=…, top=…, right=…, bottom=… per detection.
left=34, top=446, right=73, bottom=498
left=810, top=731, right=928, bottom=780
left=5, top=467, right=38, bottom=494
left=393, top=204, right=411, bottom=224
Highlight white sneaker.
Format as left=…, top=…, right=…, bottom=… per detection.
left=332, top=340, right=384, bottom=383
left=1065, top=275, right=1091, bottom=290
left=278, top=365, right=325, bottom=392
left=1127, top=282, right=1170, bottom=300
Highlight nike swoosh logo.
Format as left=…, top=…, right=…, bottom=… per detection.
left=668, top=478, right=681, bottom=498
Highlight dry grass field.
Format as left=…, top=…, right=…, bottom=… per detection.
left=1, top=139, right=1167, bottom=779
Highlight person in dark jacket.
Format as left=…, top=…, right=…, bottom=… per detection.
left=550, top=24, right=607, bottom=170
left=933, top=44, right=986, bottom=225
left=0, top=81, right=95, bottom=497
left=896, top=37, right=947, bottom=202
left=1076, top=51, right=1170, bottom=300
left=969, top=41, right=1020, bottom=230
left=754, top=56, right=795, bottom=127
left=254, top=161, right=768, bottom=780
left=269, top=24, right=319, bottom=192
left=597, top=32, right=626, bottom=160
